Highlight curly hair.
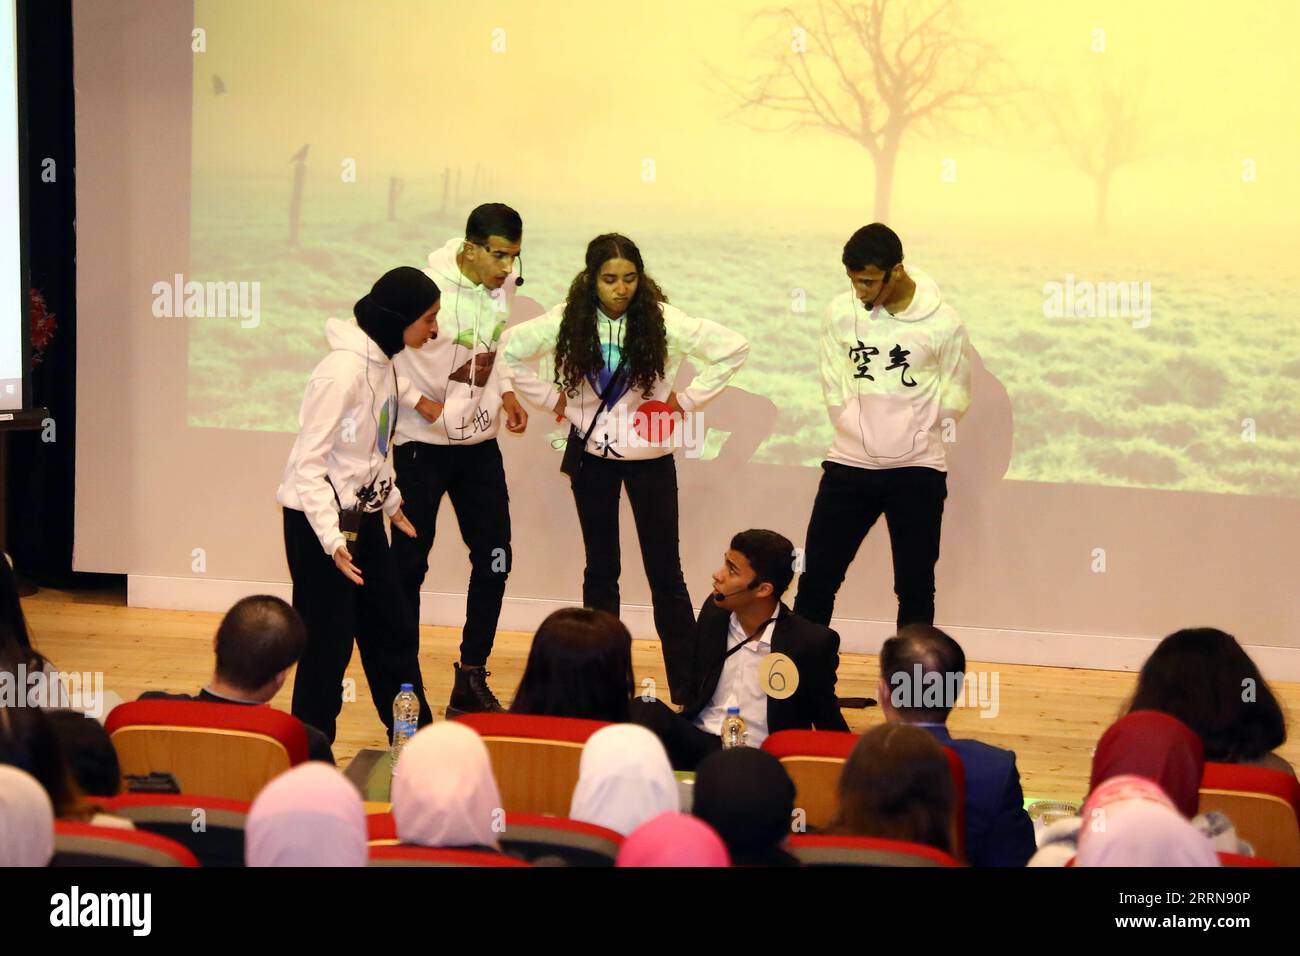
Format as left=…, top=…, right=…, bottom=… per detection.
left=554, top=233, right=668, bottom=398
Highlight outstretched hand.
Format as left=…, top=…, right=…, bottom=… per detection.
left=333, top=545, right=363, bottom=585
left=391, top=509, right=418, bottom=539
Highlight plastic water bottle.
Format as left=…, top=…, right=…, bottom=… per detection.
left=720, top=706, right=747, bottom=749
left=391, top=683, right=419, bottom=770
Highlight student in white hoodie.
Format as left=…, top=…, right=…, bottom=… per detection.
left=392, top=204, right=528, bottom=716
left=504, top=233, right=749, bottom=701
left=277, top=266, right=440, bottom=743
left=793, top=224, right=973, bottom=629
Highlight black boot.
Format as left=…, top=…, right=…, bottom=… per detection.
left=446, top=662, right=504, bottom=717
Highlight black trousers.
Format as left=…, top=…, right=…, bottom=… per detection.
left=629, top=698, right=721, bottom=772
left=571, top=453, right=696, bottom=699
left=391, top=440, right=511, bottom=667
left=793, top=462, right=948, bottom=629
left=283, top=507, right=432, bottom=743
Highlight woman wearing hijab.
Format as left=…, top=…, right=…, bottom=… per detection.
left=1031, top=711, right=1241, bottom=865
left=278, top=266, right=441, bottom=745
left=245, top=763, right=368, bottom=867
left=1089, top=710, right=1204, bottom=817
left=0, top=766, right=54, bottom=867
left=391, top=722, right=502, bottom=852
left=1075, top=775, right=1219, bottom=867
left=692, top=747, right=799, bottom=866
left=570, top=725, right=679, bottom=836
left=616, top=812, right=731, bottom=867
left=504, top=234, right=749, bottom=702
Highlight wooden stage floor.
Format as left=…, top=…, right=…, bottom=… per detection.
left=22, top=585, right=1300, bottom=803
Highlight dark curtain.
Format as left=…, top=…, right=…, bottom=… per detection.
left=6, top=0, right=88, bottom=586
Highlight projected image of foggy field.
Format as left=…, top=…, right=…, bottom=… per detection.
left=187, top=182, right=1300, bottom=499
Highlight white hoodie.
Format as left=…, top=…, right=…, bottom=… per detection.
left=277, top=318, right=411, bottom=556
left=392, top=238, right=516, bottom=446
left=821, top=266, right=973, bottom=471
left=503, top=301, right=749, bottom=461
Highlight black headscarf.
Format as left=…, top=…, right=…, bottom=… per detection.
left=692, top=747, right=799, bottom=867
left=353, top=266, right=440, bottom=358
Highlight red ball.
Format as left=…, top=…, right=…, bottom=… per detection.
left=633, top=400, right=676, bottom=443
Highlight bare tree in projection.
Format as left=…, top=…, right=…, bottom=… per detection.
left=726, top=0, right=1006, bottom=220
left=1038, top=67, right=1155, bottom=233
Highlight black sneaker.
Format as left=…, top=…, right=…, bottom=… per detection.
left=446, top=662, right=505, bottom=717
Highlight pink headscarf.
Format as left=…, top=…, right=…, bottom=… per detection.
left=617, top=812, right=731, bottom=867
left=392, top=722, right=502, bottom=849
left=246, top=762, right=367, bottom=867
left=0, top=766, right=54, bottom=867
left=1078, top=775, right=1219, bottom=867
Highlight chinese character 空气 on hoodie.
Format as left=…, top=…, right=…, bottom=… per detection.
left=821, top=266, right=973, bottom=471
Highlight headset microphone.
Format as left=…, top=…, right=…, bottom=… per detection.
left=514, top=252, right=525, bottom=286
left=712, top=579, right=761, bottom=603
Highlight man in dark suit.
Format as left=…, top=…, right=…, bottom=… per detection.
left=140, top=595, right=334, bottom=765
left=632, top=529, right=848, bottom=770
left=878, top=624, right=1035, bottom=866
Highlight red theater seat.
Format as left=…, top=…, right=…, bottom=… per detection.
left=98, top=793, right=250, bottom=867
left=1218, top=852, right=1277, bottom=867
left=367, top=845, right=531, bottom=867
left=788, top=834, right=960, bottom=867
left=51, top=821, right=199, bottom=867
left=368, top=809, right=622, bottom=866
left=451, top=713, right=610, bottom=816
left=1199, top=763, right=1300, bottom=866
left=106, top=700, right=309, bottom=801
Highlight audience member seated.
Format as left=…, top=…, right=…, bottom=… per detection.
left=877, top=624, right=1035, bottom=866
left=47, top=709, right=121, bottom=798
left=693, top=747, right=799, bottom=866
left=0, top=765, right=54, bottom=867
left=1075, top=775, right=1219, bottom=867
left=509, top=608, right=634, bottom=722
left=632, top=530, right=848, bottom=771
left=1031, top=711, right=1242, bottom=865
left=139, top=595, right=334, bottom=765
left=1127, top=627, right=1295, bottom=779
left=246, top=762, right=367, bottom=867
left=569, top=725, right=679, bottom=836
left=391, top=722, right=502, bottom=853
left=829, top=722, right=954, bottom=856
left=0, top=705, right=131, bottom=829
left=616, top=812, right=731, bottom=867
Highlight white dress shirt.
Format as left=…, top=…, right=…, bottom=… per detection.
left=692, top=608, right=779, bottom=747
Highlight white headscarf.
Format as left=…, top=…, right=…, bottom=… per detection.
left=1077, top=797, right=1220, bottom=867
left=246, top=763, right=367, bottom=867
left=392, top=722, right=502, bottom=849
left=570, top=724, right=679, bottom=836
left=0, top=765, right=55, bottom=866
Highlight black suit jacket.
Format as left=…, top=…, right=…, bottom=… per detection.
left=138, top=690, right=336, bottom=765
left=682, top=601, right=849, bottom=734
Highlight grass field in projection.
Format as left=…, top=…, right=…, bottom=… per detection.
left=187, top=181, right=1300, bottom=498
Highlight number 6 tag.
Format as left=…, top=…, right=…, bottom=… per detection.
left=757, top=653, right=799, bottom=699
